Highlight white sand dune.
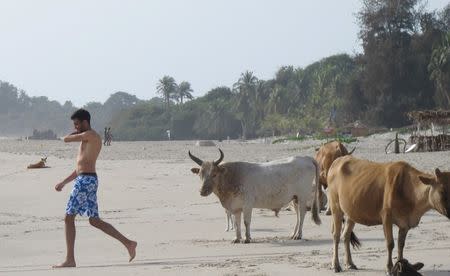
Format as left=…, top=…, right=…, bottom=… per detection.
left=1, top=135, right=449, bottom=275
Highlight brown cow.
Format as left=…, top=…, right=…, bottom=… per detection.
left=315, top=141, right=355, bottom=214
left=27, top=157, right=47, bottom=169
left=320, top=155, right=450, bottom=274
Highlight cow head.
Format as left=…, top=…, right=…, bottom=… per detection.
left=41, top=157, right=47, bottom=163
left=392, top=259, right=424, bottom=276
left=419, top=168, right=450, bottom=218
left=189, top=149, right=225, bottom=197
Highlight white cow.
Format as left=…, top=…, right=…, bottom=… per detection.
left=189, top=149, right=321, bottom=243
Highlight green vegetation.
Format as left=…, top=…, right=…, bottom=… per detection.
left=336, top=136, right=358, bottom=144
left=310, top=133, right=358, bottom=144
left=272, top=136, right=307, bottom=144
left=1, top=1, right=448, bottom=141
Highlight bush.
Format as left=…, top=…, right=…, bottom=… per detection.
left=28, top=129, right=58, bottom=140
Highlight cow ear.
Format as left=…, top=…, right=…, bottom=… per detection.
left=411, top=262, right=424, bottom=271
left=191, top=168, right=200, bottom=174
left=419, top=175, right=437, bottom=186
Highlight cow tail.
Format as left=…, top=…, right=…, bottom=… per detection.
left=350, top=231, right=361, bottom=249
left=311, top=158, right=321, bottom=225
left=341, top=218, right=361, bottom=249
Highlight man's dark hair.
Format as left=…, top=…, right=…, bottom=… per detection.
left=70, top=109, right=91, bottom=125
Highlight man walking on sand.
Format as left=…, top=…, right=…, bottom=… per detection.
left=53, top=109, right=137, bottom=268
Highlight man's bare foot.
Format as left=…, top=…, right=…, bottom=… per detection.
left=127, top=241, right=137, bottom=262
left=52, top=260, right=76, bottom=268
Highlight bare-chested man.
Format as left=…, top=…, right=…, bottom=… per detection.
left=53, top=109, right=137, bottom=268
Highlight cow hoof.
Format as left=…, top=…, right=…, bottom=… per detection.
left=332, top=264, right=342, bottom=273
left=291, top=235, right=302, bottom=240
left=244, top=239, right=251, bottom=244
left=346, top=264, right=358, bottom=270
left=325, top=209, right=332, bottom=216
left=231, top=239, right=241, bottom=244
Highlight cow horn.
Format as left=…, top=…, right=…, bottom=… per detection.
left=214, top=148, right=224, bottom=166
left=348, top=147, right=356, bottom=155
left=188, top=151, right=203, bottom=166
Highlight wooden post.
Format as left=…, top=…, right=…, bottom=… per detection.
left=394, top=133, right=400, bottom=154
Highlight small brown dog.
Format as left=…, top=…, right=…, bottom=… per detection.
left=27, top=157, right=48, bottom=169
left=392, top=259, right=424, bottom=276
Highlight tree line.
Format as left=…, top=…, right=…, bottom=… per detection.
left=112, top=0, right=449, bottom=141
left=0, top=83, right=142, bottom=136
left=1, top=0, right=448, bottom=141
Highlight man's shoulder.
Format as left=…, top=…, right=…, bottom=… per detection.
left=85, top=130, right=101, bottom=140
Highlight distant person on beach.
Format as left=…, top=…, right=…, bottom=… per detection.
left=53, top=109, right=137, bottom=268
left=107, top=127, right=112, bottom=146
left=103, top=127, right=108, bottom=146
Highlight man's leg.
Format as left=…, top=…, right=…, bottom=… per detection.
left=53, top=214, right=76, bottom=268
left=89, top=217, right=137, bottom=262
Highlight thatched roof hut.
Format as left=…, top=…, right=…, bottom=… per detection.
left=342, top=120, right=369, bottom=137
left=407, top=110, right=450, bottom=125
left=406, top=110, right=450, bottom=152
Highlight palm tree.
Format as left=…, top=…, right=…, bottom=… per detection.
left=254, top=80, right=270, bottom=122
left=267, top=85, right=286, bottom=114
left=206, top=98, right=230, bottom=140
left=157, top=76, right=178, bottom=112
left=429, top=33, right=450, bottom=108
left=177, top=81, right=194, bottom=104
left=233, top=71, right=258, bottom=139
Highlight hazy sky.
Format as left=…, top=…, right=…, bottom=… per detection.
left=0, top=1, right=448, bottom=106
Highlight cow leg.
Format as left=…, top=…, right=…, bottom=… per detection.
left=325, top=206, right=332, bottom=216
left=291, top=201, right=299, bottom=239
left=229, top=211, right=234, bottom=230
left=331, top=209, right=343, bottom=272
left=225, top=211, right=229, bottom=232
left=232, top=211, right=242, bottom=243
left=325, top=190, right=332, bottom=216
left=292, top=200, right=307, bottom=240
left=225, top=210, right=234, bottom=232
left=397, top=228, right=408, bottom=261
left=382, top=213, right=394, bottom=275
left=243, top=206, right=252, bottom=243
left=343, top=219, right=357, bottom=270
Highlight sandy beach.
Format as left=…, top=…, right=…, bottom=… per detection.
left=1, top=134, right=450, bottom=275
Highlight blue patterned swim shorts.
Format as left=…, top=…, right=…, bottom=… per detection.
left=66, top=173, right=99, bottom=218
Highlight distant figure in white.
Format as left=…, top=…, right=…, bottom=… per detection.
left=189, top=149, right=321, bottom=243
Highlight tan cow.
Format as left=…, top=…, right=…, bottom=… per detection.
left=320, top=155, right=450, bottom=274
left=315, top=141, right=355, bottom=214
left=27, top=157, right=47, bottom=169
